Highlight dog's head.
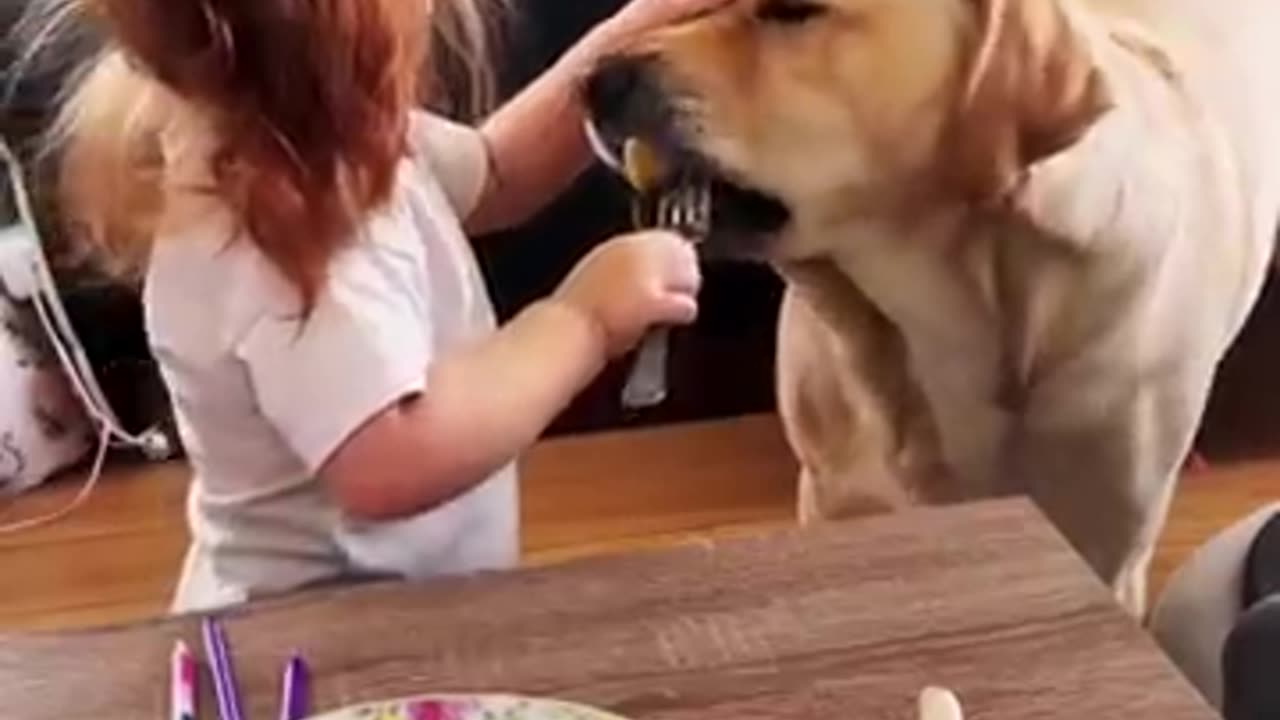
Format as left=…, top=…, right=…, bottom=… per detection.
left=584, top=0, right=1112, bottom=260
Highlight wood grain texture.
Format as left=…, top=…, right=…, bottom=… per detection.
left=0, top=462, right=189, bottom=630
left=0, top=414, right=1275, bottom=633
left=0, top=500, right=1216, bottom=720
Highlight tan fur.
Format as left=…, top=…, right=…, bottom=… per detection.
left=628, top=0, right=1280, bottom=615
left=952, top=0, right=1113, bottom=200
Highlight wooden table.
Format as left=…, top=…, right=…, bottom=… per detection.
left=0, top=500, right=1215, bottom=719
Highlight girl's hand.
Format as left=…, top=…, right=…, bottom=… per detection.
left=607, top=0, right=735, bottom=41
left=552, top=230, right=701, bottom=358
left=470, top=0, right=736, bottom=235
left=577, top=0, right=735, bottom=62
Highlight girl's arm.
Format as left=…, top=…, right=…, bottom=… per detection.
left=323, top=299, right=603, bottom=519
left=464, top=0, right=731, bottom=236
left=320, top=231, right=699, bottom=520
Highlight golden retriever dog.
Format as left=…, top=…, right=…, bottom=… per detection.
left=584, top=0, right=1280, bottom=616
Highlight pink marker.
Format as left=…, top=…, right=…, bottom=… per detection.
left=171, top=640, right=198, bottom=720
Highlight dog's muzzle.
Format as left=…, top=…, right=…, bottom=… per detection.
left=583, top=55, right=793, bottom=256
left=583, top=55, right=676, bottom=169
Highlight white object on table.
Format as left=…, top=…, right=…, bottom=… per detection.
left=919, top=687, right=964, bottom=720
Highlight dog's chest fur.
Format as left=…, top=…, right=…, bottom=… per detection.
left=788, top=211, right=1091, bottom=417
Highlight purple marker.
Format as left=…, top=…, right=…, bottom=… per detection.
left=279, top=652, right=310, bottom=720
left=202, top=617, right=245, bottom=720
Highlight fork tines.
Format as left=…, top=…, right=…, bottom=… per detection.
left=654, top=179, right=711, bottom=241
left=619, top=177, right=710, bottom=411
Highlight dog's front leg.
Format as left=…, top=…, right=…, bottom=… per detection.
left=1005, top=363, right=1218, bottom=617
left=776, top=262, right=949, bottom=523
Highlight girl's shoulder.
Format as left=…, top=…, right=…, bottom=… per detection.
left=149, top=192, right=434, bottom=329
left=405, top=110, right=490, bottom=219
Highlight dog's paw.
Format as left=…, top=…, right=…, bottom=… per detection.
left=918, top=687, right=963, bottom=720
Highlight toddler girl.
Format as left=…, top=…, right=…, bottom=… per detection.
left=48, top=0, right=723, bottom=612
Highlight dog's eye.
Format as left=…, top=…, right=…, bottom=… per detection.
left=756, top=0, right=827, bottom=24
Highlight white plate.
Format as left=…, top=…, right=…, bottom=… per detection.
left=308, top=687, right=963, bottom=720
left=307, top=694, right=630, bottom=720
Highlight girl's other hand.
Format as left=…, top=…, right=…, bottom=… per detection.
left=610, top=0, right=735, bottom=37
left=552, top=230, right=701, bottom=358
left=583, top=0, right=736, bottom=59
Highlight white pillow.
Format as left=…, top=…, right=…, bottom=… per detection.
left=0, top=224, right=92, bottom=495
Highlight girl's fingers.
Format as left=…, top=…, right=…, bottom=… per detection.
left=652, top=293, right=699, bottom=326
left=664, top=242, right=701, bottom=295
left=616, top=0, right=736, bottom=35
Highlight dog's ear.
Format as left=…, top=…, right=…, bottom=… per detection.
left=949, top=0, right=1113, bottom=202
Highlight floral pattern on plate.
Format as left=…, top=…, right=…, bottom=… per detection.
left=308, top=694, right=629, bottom=720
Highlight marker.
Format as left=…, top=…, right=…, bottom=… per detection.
left=170, top=640, right=197, bottom=720
left=278, top=651, right=309, bottom=720
left=202, top=617, right=245, bottom=720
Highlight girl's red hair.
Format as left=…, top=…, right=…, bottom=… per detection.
left=47, top=0, right=491, bottom=315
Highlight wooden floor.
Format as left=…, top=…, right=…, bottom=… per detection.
left=0, top=414, right=1275, bottom=632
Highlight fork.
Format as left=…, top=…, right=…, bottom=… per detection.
left=621, top=179, right=712, bottom=410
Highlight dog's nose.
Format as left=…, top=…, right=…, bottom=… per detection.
left=584, top=55, right=650, bottom=117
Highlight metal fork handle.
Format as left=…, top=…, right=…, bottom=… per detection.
left=621, top=327, right=671, bottom=410
left=619, top=180, right=707, bottom=411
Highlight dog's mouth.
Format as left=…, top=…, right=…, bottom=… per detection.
left=586, top=122, right=792, bottom=257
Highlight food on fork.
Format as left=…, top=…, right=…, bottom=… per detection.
left=623, top=137, right=665, bottom=192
